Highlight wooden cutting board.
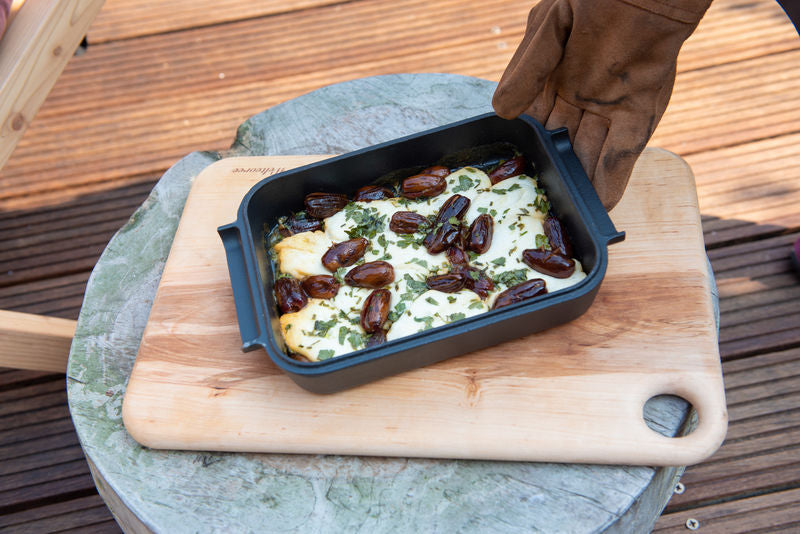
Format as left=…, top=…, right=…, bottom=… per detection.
left=122, top=150, right=727, bottom=466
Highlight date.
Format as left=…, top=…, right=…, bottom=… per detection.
left=446, top=246, right=469, bottom=268
left=361, top=289, right=391, bottom=333
left=463, top=268, right=494, bottom=299
left=401, top=173, right=447, bottom=199
left=304, top=192, right=348, bottom=219
left=274, top=277, right=307, bottom=313
left=434, top=194, right=471, bottom=224
left=354, top=185, right=394, bottom=202
left=344, top=261, right=395, bottom=288
left=522, top=249, right=576, bottom=278
left=488, top=156, right=526, bottom=185
left=423, top=221, right=461, bottom=254
left=492, top=279, right=547, bottom=310
left=321, top=238, right=369, bottom=271
left=426, top=272, right=467, bottom=293
left=466, top=214, right=493, bottom=254
left=390, top=211, right=429, bottom=234
left=543, top=216, right=573, bottom=257
left=365, top=329, right=387, bottom=348
left=301, top=275, right=340, bottom=299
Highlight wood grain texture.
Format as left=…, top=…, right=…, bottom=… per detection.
left=0, top=310, right=75, bottom=372
left=0, top=0, right=105, bottom=170
left=122, top=150, right=726, bottom=466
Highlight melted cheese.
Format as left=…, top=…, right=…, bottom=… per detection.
left=273, top=167, right=586, bottom=361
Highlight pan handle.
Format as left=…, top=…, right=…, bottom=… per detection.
left=218, top=221, right=264, bottom=351
left=548, top=126, right=626, bottom=246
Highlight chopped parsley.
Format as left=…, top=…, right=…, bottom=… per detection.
left=313, top=318, right=338, bottom=337
left=409, top=258, right=429, bottom=269
left=506, top=183, right=522, bottom=192
left=344, top=203, right=387, bottom=239
left=448, top=216, right=460, bottom=225
left=449, top=312, right=466, bottom=322
left=490, top=257, right=506, bottom=267
left=425, top=296, right=439, bottom=306
left=334, top=266, right=348, bottom=283
left=489, top=209, right=498, bottom=217
left=452, top=174, right=475, bottom=193
left=533, top=196, right=550, bottom=214
left=318, top=349, right=335, bottom=360
left=535, top=234, right=551, bottom=250
left=493, top=269, right=528, bottom=288
left=414, top=315, right=434, bottom=330
left=469, top=301, right=484, bottom=309
left=447, top=296, right=457, bottom=303
left=388, top=301, right=407, bottom=322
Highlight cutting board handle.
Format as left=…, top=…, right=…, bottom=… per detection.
left=218, top=221, right=264, bottom=351
left=544, top=123, right=626, bottom=246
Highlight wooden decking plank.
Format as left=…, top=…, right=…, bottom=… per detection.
left=721, top=329, right=800, bottom=361
left=0, top=441, right=85, bottom=477
left=88, top=0, right=344, bottom=43
left=0, top=416, right=76, bottom=447
left=0, top=370, right=59, bottom=389
left=0, top=390, right=68, bottom=418
left=664, top=457, right=800, bottom=511
left=722, top=346, right=800, bottom=380
left=715, top=272, right=797, bottom=302
left=0, top=470, right=98, bottom=512
left=0, top=494, right=109, bottom=530
left=0, top=404, right=71, bottom=434
left=708, top=232, right=798, bottom=264
left=57, top=521, right=122, bottom=534
left=721, top=298, right=800, bottom=331
left=655, top=487, right=800, bottom=532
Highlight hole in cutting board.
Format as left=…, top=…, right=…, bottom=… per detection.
left=643, top=394, right=697, bottom=437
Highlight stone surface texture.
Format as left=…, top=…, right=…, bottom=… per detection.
left=67, top=74, right=692, bottom=534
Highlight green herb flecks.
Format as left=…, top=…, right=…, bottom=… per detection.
left=313, top=318, right=338, bottom=337
left=493, top=269, right=529, bottom=288
left=449, top=312, right=466, bottom=322
left=490, top=257, right=506, bottom=267
left=535, top=234, right=550, bottom=250
left=414, top=315, right=434, bottom=330
left=452, top=174, right=475, bottom=193
left=425, top=296, right=439, bottom=306
left=318, top=349, right=335, bottom=360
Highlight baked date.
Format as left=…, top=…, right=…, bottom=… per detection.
left=463, top=268, right=494, bottom=299
left=274, top=277, right=307, bottom=313
left=365, top=329, right=387, bottom=348
left=434, top=194, right=471, bottom=224
left=354, top=185, right=394, bottom=202
left=543, top=216, right=573, bottom=257
left=492, top=279, right=547, bottom=310
left=466, top=214, right=493, bottom=254
left=446, top=246, right=469, bottom=268
left=522, top=249, right=576, bottom=278
left=301, top=275, right=340, bottom=299
left=423, top=221, right=461, bottom=254
left=401, top=172, right=447, bottom=199
left=390, top=211, right=428, bottom=234
left=322, top=238, right=369, bottom=271
left=344, top=261, right=395, bottom=288
left=426, top=272, right=467, bottom=293
left=304, top=192, right=348, bottom=218
left=361, top=289, right=391, bottom=333
left=488, top=156, right=526, bottom=185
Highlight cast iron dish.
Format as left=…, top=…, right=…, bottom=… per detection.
left=218, top=113, right=625, bottom=393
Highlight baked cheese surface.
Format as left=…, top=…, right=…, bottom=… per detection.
left=273, top=167, right=586, bottom=362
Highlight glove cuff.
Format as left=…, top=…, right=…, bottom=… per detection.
left=617, top=0, right=712, bottom=24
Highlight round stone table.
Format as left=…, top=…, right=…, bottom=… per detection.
left=67, top=74, right=697, bottom=533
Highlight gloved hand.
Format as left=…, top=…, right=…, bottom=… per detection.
left=493, top=0, right=712, bottom=210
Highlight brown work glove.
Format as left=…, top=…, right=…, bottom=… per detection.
left=493, top=0, right=712, bottom=210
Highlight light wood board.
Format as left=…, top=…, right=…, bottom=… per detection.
left=122, top=150, right=727, bottom=466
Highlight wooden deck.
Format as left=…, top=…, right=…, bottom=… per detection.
left=1, top=0, right=799, bottom=531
